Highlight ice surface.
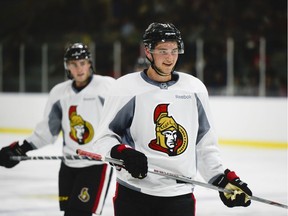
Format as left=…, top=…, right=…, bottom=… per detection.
left=0, top=134, right=287, bottom=216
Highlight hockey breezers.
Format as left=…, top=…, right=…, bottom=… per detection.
left=76, top=149, right=288, bottom=209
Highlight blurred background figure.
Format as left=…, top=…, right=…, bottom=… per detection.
left=133, top=56, right=150, bottom=71
left=0, top=43, right=115, bottom=216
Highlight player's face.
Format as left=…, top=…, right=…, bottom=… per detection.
left=67, top=59, right=91, bottom=87
left=152, top=41, right=178, bottom=73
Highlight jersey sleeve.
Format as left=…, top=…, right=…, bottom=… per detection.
left=195, top=89, right=224, bottom=182
left=92, top=75, right=136, bottom=157
left=26, top=85, right=63, bottom=149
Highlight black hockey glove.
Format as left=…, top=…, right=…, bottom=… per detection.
left=0, top=140, right=33, bottom=168
left=212, top=169, right=252, bottom=207
left=110, top=144, right=148, bottom=179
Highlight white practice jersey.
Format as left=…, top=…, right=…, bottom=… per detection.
left=93, top=71, right=224, bottom=197
left=26, top=75, right=115, bottom=168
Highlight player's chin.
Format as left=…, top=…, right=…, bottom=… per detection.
left=163, top=67, right=174, bottom=74
left=76, top=75, right=87, bottom=81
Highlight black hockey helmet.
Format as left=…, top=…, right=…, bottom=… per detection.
left=142, top=22, right=184, bottom=54
left=64, top=43, right=93, bottom=79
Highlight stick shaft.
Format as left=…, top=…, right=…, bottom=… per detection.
left=77, top=149, right=228, bottom=192
left=151, top=168, right=288, bottom=208
left=77, top=149, right=288, bottom=209
left=11, top=155, right=93, bottom=161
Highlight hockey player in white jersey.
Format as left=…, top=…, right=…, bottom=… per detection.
left=0, top=43, right=115, bottom=216
left=91, top=23, right=252, bottom=216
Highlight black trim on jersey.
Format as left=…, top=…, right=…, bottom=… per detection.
left=141, top=70, right=179, bottom=89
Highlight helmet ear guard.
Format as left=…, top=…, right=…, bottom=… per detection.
left=63, top=43, right=94, bottom=79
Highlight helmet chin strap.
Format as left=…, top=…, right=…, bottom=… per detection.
left=151, top=63, right=171, bottom=77
left=148, top=54, right=176, bottom=77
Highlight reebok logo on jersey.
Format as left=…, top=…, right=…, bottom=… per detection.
left=175, top=95, right=192, bottom=99
left=83, top=97, right=96, bottom=101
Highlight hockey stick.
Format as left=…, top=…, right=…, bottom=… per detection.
left=76, top=149, right=288, bottom=209
left=10, top=155, right=94, bottom=161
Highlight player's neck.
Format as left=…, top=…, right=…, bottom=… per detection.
left=72, top=76, right=92, bottom=91
left=147, top=67, right=171, bottom=83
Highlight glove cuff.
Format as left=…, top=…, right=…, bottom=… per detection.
left=10, top=140, right=32, bottom=156
left=20, top=140, right=34, bottom=153
left=224, top=169, right=239, bottom=181
left=116, top=144, right=131, bottom=153
left=111, top=144, right=132, bottom=159
left=212, top=169, right=238, bottom=188
left=212, top=173, right=228, bottom=188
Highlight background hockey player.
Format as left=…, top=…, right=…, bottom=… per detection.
left=0, top=43, right=115, bottom=216
left=91, top=22, right=252, bottom=216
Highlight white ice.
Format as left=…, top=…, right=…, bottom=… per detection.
left=0, top=134, right=287, bottom=216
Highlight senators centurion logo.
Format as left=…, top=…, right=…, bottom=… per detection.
left=78, top=187, right=90, bottom=202
left=148, top=104, right=188, bottom=156
left=69, top=106, right=94, bottom=145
